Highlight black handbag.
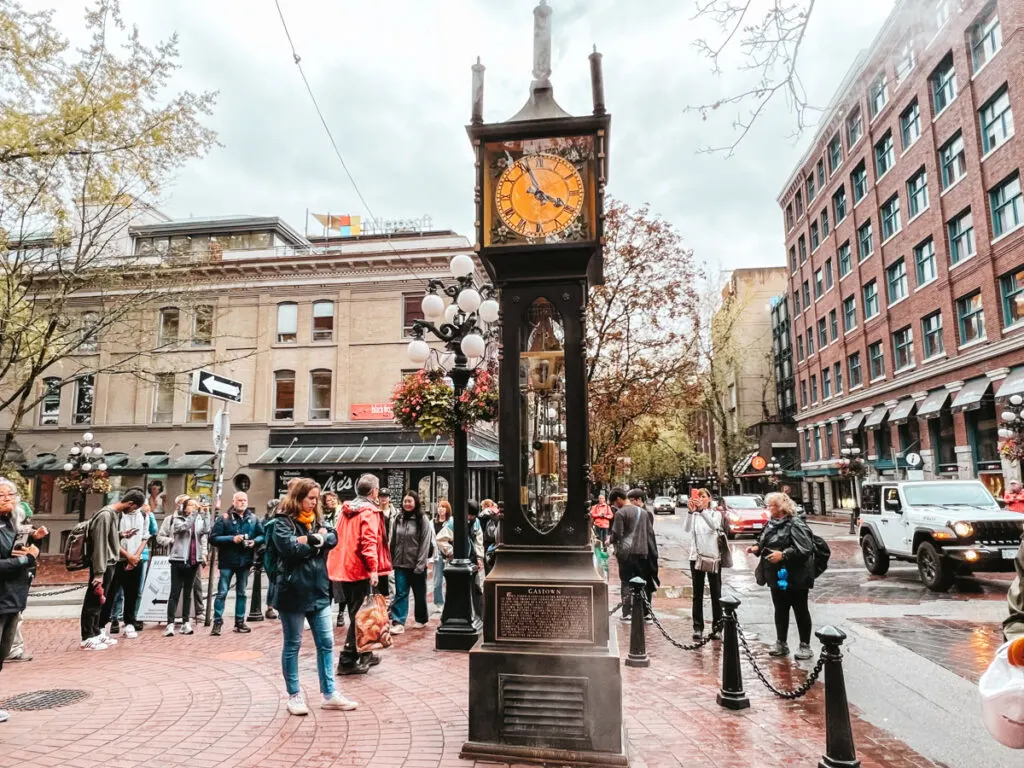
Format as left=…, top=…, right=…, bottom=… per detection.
left=717, top=530, right=733, bottom=569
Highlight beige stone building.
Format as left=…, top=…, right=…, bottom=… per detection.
left=7, top=216, right=498, bottom=549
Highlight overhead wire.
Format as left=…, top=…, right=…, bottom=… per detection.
left=272, top=0, right=442, bottom=286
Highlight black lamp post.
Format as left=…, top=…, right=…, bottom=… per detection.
left=61, top=432, right=108, bottom=522
left=407, top=253, right=499, bottom=651
left=838, top=437, right=865, bottom=534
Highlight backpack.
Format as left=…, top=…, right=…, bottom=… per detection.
left=811, top=532, right=831, bottom=577
left=64, top=513, right=99, bottom=571
left=263, top=516, right=281, bottom=580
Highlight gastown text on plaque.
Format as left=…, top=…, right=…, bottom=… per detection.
left=495, top=584, right=594, bottom=643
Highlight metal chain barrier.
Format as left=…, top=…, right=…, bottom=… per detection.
left=608, top=600, right=623, bottom=616
left=29, top=584, right=88, bottom=598
left=736, top=624, right=825, bottom=699
left=641, top=592, right=724, bottom=651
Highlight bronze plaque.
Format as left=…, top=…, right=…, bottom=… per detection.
left=495, top=583, right=594, bottom=644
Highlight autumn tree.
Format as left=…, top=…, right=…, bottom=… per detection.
left=586, top=200, right=703, bottom=486
left=0, top=0, right=220, bottom=465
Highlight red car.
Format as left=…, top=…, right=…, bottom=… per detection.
left=718, top=495, right=770, bottom=539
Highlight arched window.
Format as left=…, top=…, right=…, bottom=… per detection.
left=192, top=305, right=213, bottom=347
left=274, top=370, right=295, bottom=420
left=312, top=301, right=334, bottom=342
left=309, top=370, right=332, bottom=421
left=277, top=302, right=298, bottom=343
left=39, top=376, right=61, bottom=425
left=158, top=307, right=179, bottom=346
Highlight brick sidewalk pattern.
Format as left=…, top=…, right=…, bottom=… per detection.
left=0, top=611, right=939, bottom=768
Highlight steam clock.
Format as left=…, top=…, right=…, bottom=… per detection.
left=462, top=3, right=626, bottom=766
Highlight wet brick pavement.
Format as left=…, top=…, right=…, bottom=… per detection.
left=853, top=617, right=1004, bottom=685
left=0, top=609, right=943, bottom=768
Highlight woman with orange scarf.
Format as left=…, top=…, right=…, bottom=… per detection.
left=271, top=478, right=357, bottom=716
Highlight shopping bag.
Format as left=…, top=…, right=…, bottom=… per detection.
left=355, top=593, right=393, bottom=653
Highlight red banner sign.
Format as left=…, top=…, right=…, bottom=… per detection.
left=350, top=402, right=394, bottom=421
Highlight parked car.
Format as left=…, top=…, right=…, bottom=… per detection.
left=718, top=495, right=770, bottom=539
left=653, top=496, right=676, bottom=515
left=858, top=480, right=1024, bottom=591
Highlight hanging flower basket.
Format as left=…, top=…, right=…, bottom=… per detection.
left=1000, top=436, right=1024, bottom=464
left=58, top=471, right=112, bottom=495
left=392, top=369, right=499, bottom=440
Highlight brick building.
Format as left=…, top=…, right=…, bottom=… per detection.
left=777, top=0, right=1024, bottom=514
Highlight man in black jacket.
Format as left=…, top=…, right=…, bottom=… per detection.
left=0, top=478, right=43, bottom=723
left=608, top=487, right=656, bottom=623
left=210, top=492, right=264, bottom=635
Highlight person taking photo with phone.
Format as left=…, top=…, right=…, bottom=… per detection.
left=683, top=488, right=723, bottom=641
left=99, top=487, right=150, bottom=639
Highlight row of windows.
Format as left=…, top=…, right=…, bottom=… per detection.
left=796, top=267, right=1024, bottom=410
left=158, top=306, right=214, bottom=347
left=790, top=81, right=1015, bottom=277
left=784, top=2, right=1004, bottom=234
left=39, top=376, right=94, bottom=426
left=271, top=296, right=427, bottom=345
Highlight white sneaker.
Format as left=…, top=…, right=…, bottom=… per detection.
left=123, top=625, right=138, bottom=639
left=99, top=631, right=117, bottom=645
left=390, top=623, right=405, bottom=635
left=0, top=709, right=8, bottom=723
left=321, top=692, right=358, bottom=711
left=181, top=622, right=194, bottom=635
left=80, top=637, right=108, bottom=651
left=287, top=694, right=309, bottom=716
left=413, top=621, right=428, bottom=629
left=163, top=623, right=175, bottom=637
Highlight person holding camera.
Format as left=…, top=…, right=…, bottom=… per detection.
left=209, top=491, right=263, bottom=636
left=683, top=488, right=723, bottom=641
left=272, top=478, right=357, bottom=716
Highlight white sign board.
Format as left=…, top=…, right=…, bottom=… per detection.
left=191, top=369, right=243, bottom=403
left=138, top=556, right=172, bottom=622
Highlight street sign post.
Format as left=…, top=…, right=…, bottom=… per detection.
left=191, top=370, right=243, bottom=403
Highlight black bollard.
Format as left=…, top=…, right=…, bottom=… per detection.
left=716, top=595, right=750, bottom=710
left=817, top=626, right=860, bottom=768
left=247, top=562, right=265, bottom=623
left=624, top=576, right=649, bottom=668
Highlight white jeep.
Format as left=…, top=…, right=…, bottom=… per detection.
left=858, top=480, right=1024, bottom=591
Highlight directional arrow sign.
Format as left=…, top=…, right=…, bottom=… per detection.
left=191, top=369, right=243, bottom=403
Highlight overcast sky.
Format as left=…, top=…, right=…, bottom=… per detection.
left=38, top=0, right=896, bottom=273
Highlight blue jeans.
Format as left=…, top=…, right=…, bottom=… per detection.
left=280, top=605, right=334, bottom=697
left=432, top=555, right=446, bottom=605
left=214, top=566, right=250, bottom=622
left=392, top=567, right=428, bottom=626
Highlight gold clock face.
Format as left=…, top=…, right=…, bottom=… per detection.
left=495, top=153, right=585, bottom=238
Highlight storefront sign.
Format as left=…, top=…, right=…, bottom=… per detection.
left=751, top=455, right=767, bottom=472
left=275, top=468, right=386, bottom=500
left=138, top=556, right=172, bottom=622
left=350, top=402, right=394, bottom=420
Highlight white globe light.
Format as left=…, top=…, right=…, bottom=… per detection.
left=479, top=298, right=500, bottom=323
left=82, top=446, right=93, bottom=456
left=547, top=407, right=558, bottom=420
left=63, top=462, right=74, bottom=472
left=93, top=445, right=103, bottom=456
left=461, top=333, right=486, bottom=358
left=560, top=441, right=567, bottom=451
left=81, top=462, right=92, bottom=472
left=999, top=428, right=1014, bottom=439
left=70, top=445, right=81, bottom=455
left=1002, top=411, right=1018, bottom=423
left=421, top=293, right=445, bottom=320
left=407, top=339, right=430, bottom=364
left=444, top=304, right=460, bottom=325
left=1010, top=394, right=1024, bottom=407
left=98, top=463, right=108, bottom=472
left=457, top=288, right=482, bottom=314
left=82, top=432, right=94, bottom=442
left=450, top=253, right=475, bottom=278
